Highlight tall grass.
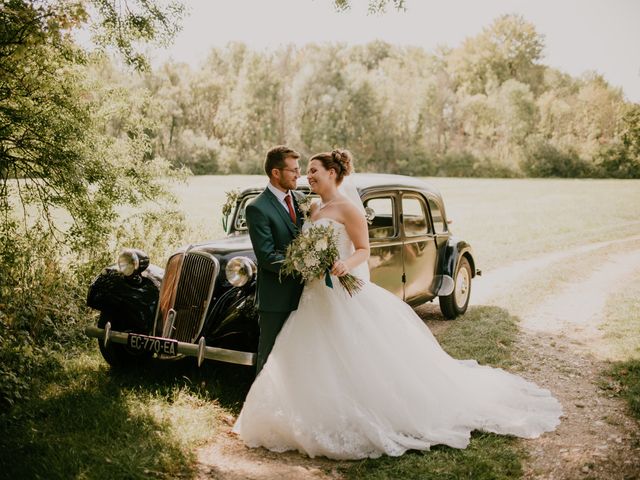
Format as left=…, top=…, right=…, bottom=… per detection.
left=168, top=176, right=640, bottom=270
left=426, top=177, right=640, bottom=270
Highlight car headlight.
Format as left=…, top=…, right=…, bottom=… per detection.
left=117, top=248, right=150, bottom=277
left=225, top=256, right=256, bottom=287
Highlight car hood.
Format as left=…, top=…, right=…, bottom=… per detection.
left=175, top=234, right=254, bottom=257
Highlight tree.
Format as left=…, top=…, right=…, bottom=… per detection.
left=594, top=103, right=640, bottom=178
left=0, top=0, right=184, bottom=247
left=291, top=43, right=384, bottom=167
left=0, top=0, right=186, bottom=408
left=448, top=14, right=544, bottom=95
left=87, top=0, right=185, bottom=69
left=620, top=103, right=640, bottom=159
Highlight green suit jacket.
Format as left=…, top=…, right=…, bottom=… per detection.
left=246, top=187, right=305, bottom=313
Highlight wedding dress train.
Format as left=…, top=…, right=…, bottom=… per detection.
left=233, top=218, right=562, bottom=460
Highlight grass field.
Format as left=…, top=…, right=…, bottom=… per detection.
left=168, top=175, right=640, bottom=270
left=2, top=176, right=639, bottom=479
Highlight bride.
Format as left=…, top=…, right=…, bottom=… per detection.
left=233, top=149, right=562, bottom=460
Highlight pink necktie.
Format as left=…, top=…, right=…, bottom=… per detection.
left=284, top=195, right=296, bottom=223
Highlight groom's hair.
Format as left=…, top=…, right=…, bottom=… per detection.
left=265, top=146, right=300, bottom=178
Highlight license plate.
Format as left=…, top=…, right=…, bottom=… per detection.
left=127, top=334, right=178, bottom=356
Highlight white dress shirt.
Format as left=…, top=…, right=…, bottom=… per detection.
left=267, top=182, right=294, bottom=214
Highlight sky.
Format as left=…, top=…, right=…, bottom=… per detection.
left=147, top=0, right=640, bottom=103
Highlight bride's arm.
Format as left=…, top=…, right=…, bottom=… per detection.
left=331, top=203, right=370, bottom=276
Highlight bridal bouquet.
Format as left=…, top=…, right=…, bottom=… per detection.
left=280, top=224, right=364, bottom=296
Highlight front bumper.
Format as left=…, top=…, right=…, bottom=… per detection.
left=85, top=322, right=256, bottom=367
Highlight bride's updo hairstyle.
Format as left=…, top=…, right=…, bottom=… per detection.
left=309, top=149, right=354, bottom=185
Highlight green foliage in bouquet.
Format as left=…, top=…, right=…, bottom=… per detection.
left=280, top=224, right=364, bottom=296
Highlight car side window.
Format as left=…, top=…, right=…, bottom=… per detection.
left=402, top=195, right=429, bottom=237
left=234, top=195, right=257, bottom=230
left=427, top=198, right=447, bottom=234
left=363, top=196, right=396, bottom=239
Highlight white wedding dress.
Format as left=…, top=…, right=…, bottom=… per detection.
left=233, top=218, right=562, bottom=460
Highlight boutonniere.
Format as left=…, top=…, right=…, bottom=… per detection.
left=296, top=194, right=314, bottom=221
left=222, top=188, right=241, bottom=232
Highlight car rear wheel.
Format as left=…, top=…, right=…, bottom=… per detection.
left=439, top=256, right=472, bottom=320
left=97, top=312, right=152, bottom=368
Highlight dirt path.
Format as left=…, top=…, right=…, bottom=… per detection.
left=197, top=434, right=342, bottom=480
left=197, top=236, right=640, bottom=480
left=516, top=331, right=640, bottom=480
left=509, top=245, right=640, bottom=479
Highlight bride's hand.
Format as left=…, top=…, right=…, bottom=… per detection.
left=331, top=260, right=349, bottom=277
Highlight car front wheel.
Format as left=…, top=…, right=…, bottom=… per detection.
left=439, top=257, right=472, bottom=320
left=97, top=312, right=152, bottom=368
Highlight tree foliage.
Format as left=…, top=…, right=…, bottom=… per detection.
left=0, top=0, right=184, bottom=409
left=333, top=0, right=406, bottom=13
left=114, top=14, right=637, bottom=179
left=448, top=15, right=544, bottom=95
left=0, top=0, right=184, bottom=243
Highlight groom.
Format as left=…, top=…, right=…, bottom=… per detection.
left=246, top=145, right=305, bottom=374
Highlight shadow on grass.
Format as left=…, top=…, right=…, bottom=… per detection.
left=109, top=355, right=256, bottom=414
left=0, top=351, right=255, bottom=479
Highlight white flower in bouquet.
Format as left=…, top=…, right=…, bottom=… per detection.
left=314, top=238, right=328, bottom=251
left=298, top=236, right=310, bottom=249
left=304, top=254, right=319, bottom=268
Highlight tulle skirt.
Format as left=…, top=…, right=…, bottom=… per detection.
left=233, top=278, right=562, bottom=460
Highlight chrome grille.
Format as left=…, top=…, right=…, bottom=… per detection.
left=156, top=251, right=219, bottom=343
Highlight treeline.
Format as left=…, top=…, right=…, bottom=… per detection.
left=102, top=14, right=640, bottom=178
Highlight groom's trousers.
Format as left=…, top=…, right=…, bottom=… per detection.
left=256, top=311, right=289, bottom=374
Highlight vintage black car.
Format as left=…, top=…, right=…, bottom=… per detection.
left=85, top=174, right=480, bottom=368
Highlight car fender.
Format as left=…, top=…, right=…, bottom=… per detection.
left=86, top=264, right=164, bottom=333
left=436, top=237, right=477, bottom=296
left=203, top=281, right=259, bottom=345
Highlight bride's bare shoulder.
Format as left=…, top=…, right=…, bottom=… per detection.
left=339, top=199, right=365, bottom=223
